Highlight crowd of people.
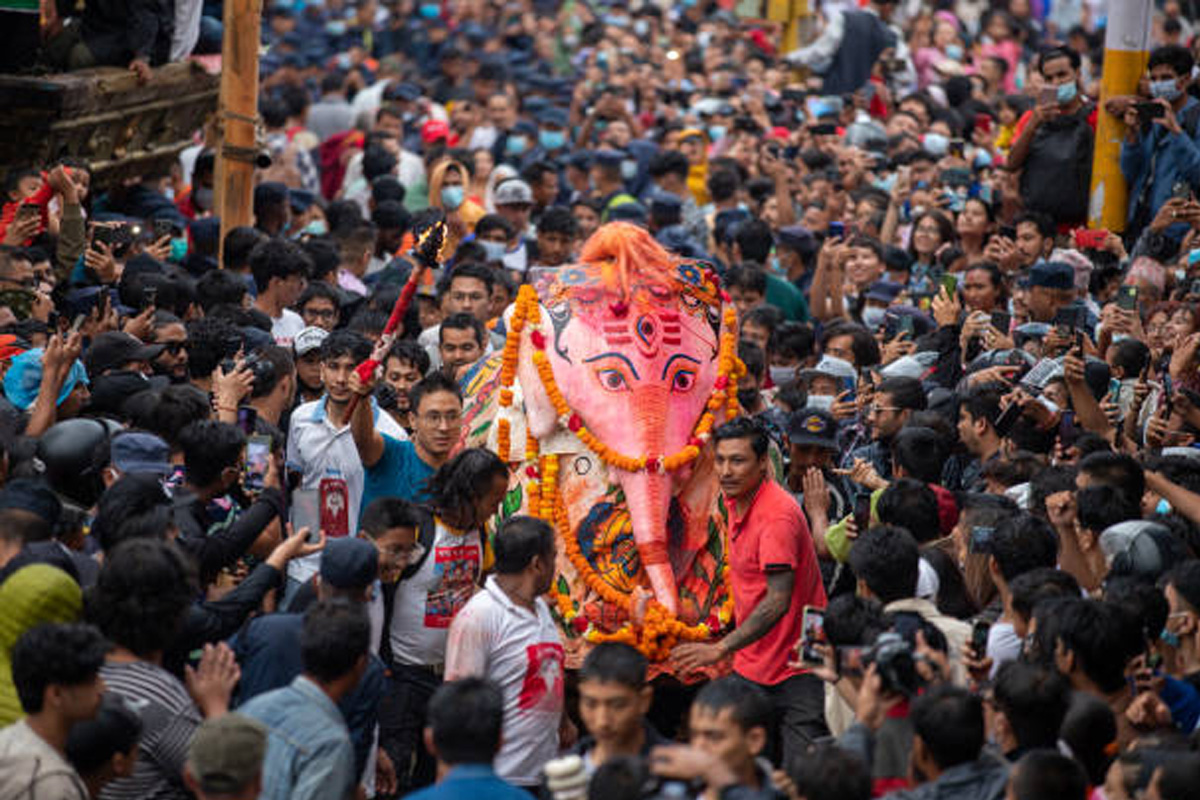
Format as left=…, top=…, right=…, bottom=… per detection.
left=6, top=0, right=1200, bottom=800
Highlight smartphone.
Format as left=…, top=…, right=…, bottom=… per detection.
left=993, top=400, right=1023, bottom=437
left=1137, top=101, right=1166, bottom=121
left=1164, top=374, right=1176, bottom=414
left=1073, top=228, right=1108, bottom=249
left=1053, top=307, right=1076, bottom=339
left=1109, top=377, right=1122, bottom=400
left=1039, top=86, right=1058, bottom=106
left=1190, top=279, right=1200, bottom=297
left=970, top=620, right=991, bottom=656
left=142, top=285, right=157, bottom=310
left=940, top=273, right=959, bottom=296
left=153, top=219, right=176, bottom=240
left=990, top=311, right=1011, bottom=334
left=236, top=406, right=257, bottom=436
left=998, top=225, right=1016, bottom=241
left=15, top=204, right=39, bottom=222
left=828, top=220, right=845, bottom=238
left=1117, top=285, right=1138, bottom=311
left=949, top=138, right=965, bottom=158
left=884, top=58, right=906, bottom=73
left=243, top=435, right=271, bottom=494
left=853, top=493, right=872, bottom=532
left=898, top=314, right=915, bottom=339
left=799, top=606, right=826, bottom=663
left=968, top=525, right=995, bottom=554
left=1173, top=181, right=1192, bottom=201
left=319, top=476, right=350, bottom=538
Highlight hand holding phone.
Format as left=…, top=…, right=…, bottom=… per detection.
left=799, top=606, right=826, bottom=663
left=243, top=435, right=272, bottom=494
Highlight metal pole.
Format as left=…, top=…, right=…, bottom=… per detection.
left=1088, top=0, right=1152, bottom=232
left=214, top=0, right=263, bottom=266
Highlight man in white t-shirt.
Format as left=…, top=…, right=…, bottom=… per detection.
left=285, top=330, right=406, bottom=599
left=250, top=238, right=309, bottom=346
left=445, top=515, right=568, bottom=788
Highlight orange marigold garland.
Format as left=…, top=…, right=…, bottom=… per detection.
left=496, top=284, right=740, bottom=660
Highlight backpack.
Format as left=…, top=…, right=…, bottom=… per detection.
left=1019, top=103, right=1095, bottom=226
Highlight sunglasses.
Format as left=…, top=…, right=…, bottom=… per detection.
left=161, top=341, right=189, bottom=355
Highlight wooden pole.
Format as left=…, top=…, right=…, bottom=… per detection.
left=214, top=0, right=262, bottom=266
left=1088, top=0, right=1151, bottom=232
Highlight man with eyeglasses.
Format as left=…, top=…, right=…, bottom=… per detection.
left=351, top=369, right=463, bottom=517
left=847, top=376, right=927, bottom=480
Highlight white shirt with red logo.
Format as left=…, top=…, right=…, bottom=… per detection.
left=445, top=575, right=565, bottom=786
left=389, top=517, right=482, bottom=666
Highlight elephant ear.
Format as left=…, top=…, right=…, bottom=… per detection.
left=516, top=303, right=558, bottom=439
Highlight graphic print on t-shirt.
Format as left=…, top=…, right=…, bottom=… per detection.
left=424, top=544, right=481, bottom=628
left=517, top=642, right=565, bottom=712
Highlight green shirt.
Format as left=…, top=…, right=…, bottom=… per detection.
left=765, top=273, right=810, bottom=322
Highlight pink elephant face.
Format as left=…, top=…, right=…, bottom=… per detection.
left=536, top=263, right=721, bottom=458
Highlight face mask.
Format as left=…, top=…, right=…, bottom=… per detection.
left=806, top=394, right=835, bottom=412
left=620, top=159, right=638, bottom=181
left=1056, top=81, right=1077, bottom=104
left=874, top=173, right=897, bottom=193
left=479, top=240, right=508, bottom=261
left=440, top=185, right=465, bottom=210
left=302, top=219, right=328, bottom=236
left=169, top=236, right=189, bottom=262
left=326, top=19, right=347, bottom=35
left=194, top=186, right=213, bottom=211
left=973, top=149, right=993, bottom=169
left=697, top=31, right=713, bottom=48
left=633, top=19, right=649, bottom=37
left=923, top=133, right=949, bottom=157
left=539, top=129, right=567, bottom=151
left=736, top=388, right=760, bottom=408
left=708, top=125, right=727, bottom=142
left=769, top=365, right=795, bottom=386
left=944, top=44, right=963, bottom=61
left=505, top=135, right=527, bottom=156
left=1151, top=78, right=1182, bottom=102
left=862, top=306, right=887, bottom=329
left=419, top=2, right=440, bottom=17
left=1157, top=498, right=1172, bottom=516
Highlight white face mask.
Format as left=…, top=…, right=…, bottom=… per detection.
left=805, top=395, right=835, bottom=412
left=769, top=365, right=796, bottom=386
left=862, top=306, right=887, bottom=329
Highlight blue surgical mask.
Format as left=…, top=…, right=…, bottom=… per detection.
left=326, top=19, right=347, bottom=35
left=862, top=306, right=887, bottom=329
left=1151, top=78, right=1182, bottom=101
left=479, top=240, right=508, bottom=261
left=169, top=236, right=188, bottom=262
left=633, top=19, right=649, bottom=37
left=1056, top=81, right=1078, bottom=104
left=440, top=185, right=465, bottom=210
left=418, top=2, right=440, bottom=18
left=944, top=44, right=964, bottom=61
left=620, top=159, right=638, bottom=181
left=1157, top=498, right=1172, bottom=516
left=539, top=129, right=566, bottom=151
left=697, top=31, right=713, bottom=48
left=302, top=219, right=328, bottom=236
left=923, top=132, right=949, bottom=157
left=806, top=395, right=834, bottom=412
left=769, top=365, right=795, bottom=386
left=707, top=125, right=726, bottom=142
left=505, top=135, right=527, bottom=156
left=974, top=149, right=993, bottom=169
left=874, top=173, right=898, bottom=193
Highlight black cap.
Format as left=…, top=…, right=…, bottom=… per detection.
left=0, top=477, right=61, bottom=526
left=320, top=538, right=379, bottom=590
left=786, top=409, right=839, bottom=450
left=85, top=332, right=165, bottom=377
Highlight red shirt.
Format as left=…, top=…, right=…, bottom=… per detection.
left=726, top=478, right=826, bottom=686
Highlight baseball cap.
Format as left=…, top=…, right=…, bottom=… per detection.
left=187, top=713, right=268, bottom=795
left=0, top=477, right=61, bottom=526
left=785, top=409, right=838, bottom=450
left=776, top=226, right=817, bottom=260
left=293, top=326, right=329, bottom=357
left=320, top=537, right=379, bottom=590
left=421, top=119, right=450, bottom=145
left=493, top=179, right=534, bottom=206
left=111, top=431, right=172, bottom=477
left=800, top=355, right=857, bottom=386
left=1028, top=261, right=1075, bottom=290
left=864, top=279, right=904, bottom=304
left=85, top=332, right=165, bottom=377
left=1099, top=521, right=1183, bottom=581
left=383, top=81, right=421, bottom=102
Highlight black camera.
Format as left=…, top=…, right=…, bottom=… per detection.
left=862, top=632, right=922, bottom=697
left=242, top=352, right=277, bottom=393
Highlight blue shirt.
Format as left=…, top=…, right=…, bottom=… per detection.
left=230, top=613, right=385, bottom=780
left=1121, top=96, right=1200, bottom=226
left=359, top=434, right=435, bottom=521
left=403, top=764, right=532, bottom=800
left=239, top=676, right=356, bottom=800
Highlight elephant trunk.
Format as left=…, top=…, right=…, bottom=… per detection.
left=615, top=468, right=678, bottom=615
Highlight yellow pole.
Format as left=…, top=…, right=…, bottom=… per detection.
left=1089, top=0, right=1152, bottom=232
left=214, top=0, right=262, bottom=266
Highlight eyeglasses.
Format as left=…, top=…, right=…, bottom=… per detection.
left=303, top=307, right=337, bottom=321
left=161, top=341, right=189, bottom=355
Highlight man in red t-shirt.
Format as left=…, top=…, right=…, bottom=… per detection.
left=673, top=416, right=829, bottom=767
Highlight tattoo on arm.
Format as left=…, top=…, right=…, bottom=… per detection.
left=721, top=569, right=795, bottom=654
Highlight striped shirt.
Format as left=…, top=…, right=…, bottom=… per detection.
left=98, top=661, right=201, bottom=800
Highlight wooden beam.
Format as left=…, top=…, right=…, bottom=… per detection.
left=214, top=0, right=262, bottom=266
